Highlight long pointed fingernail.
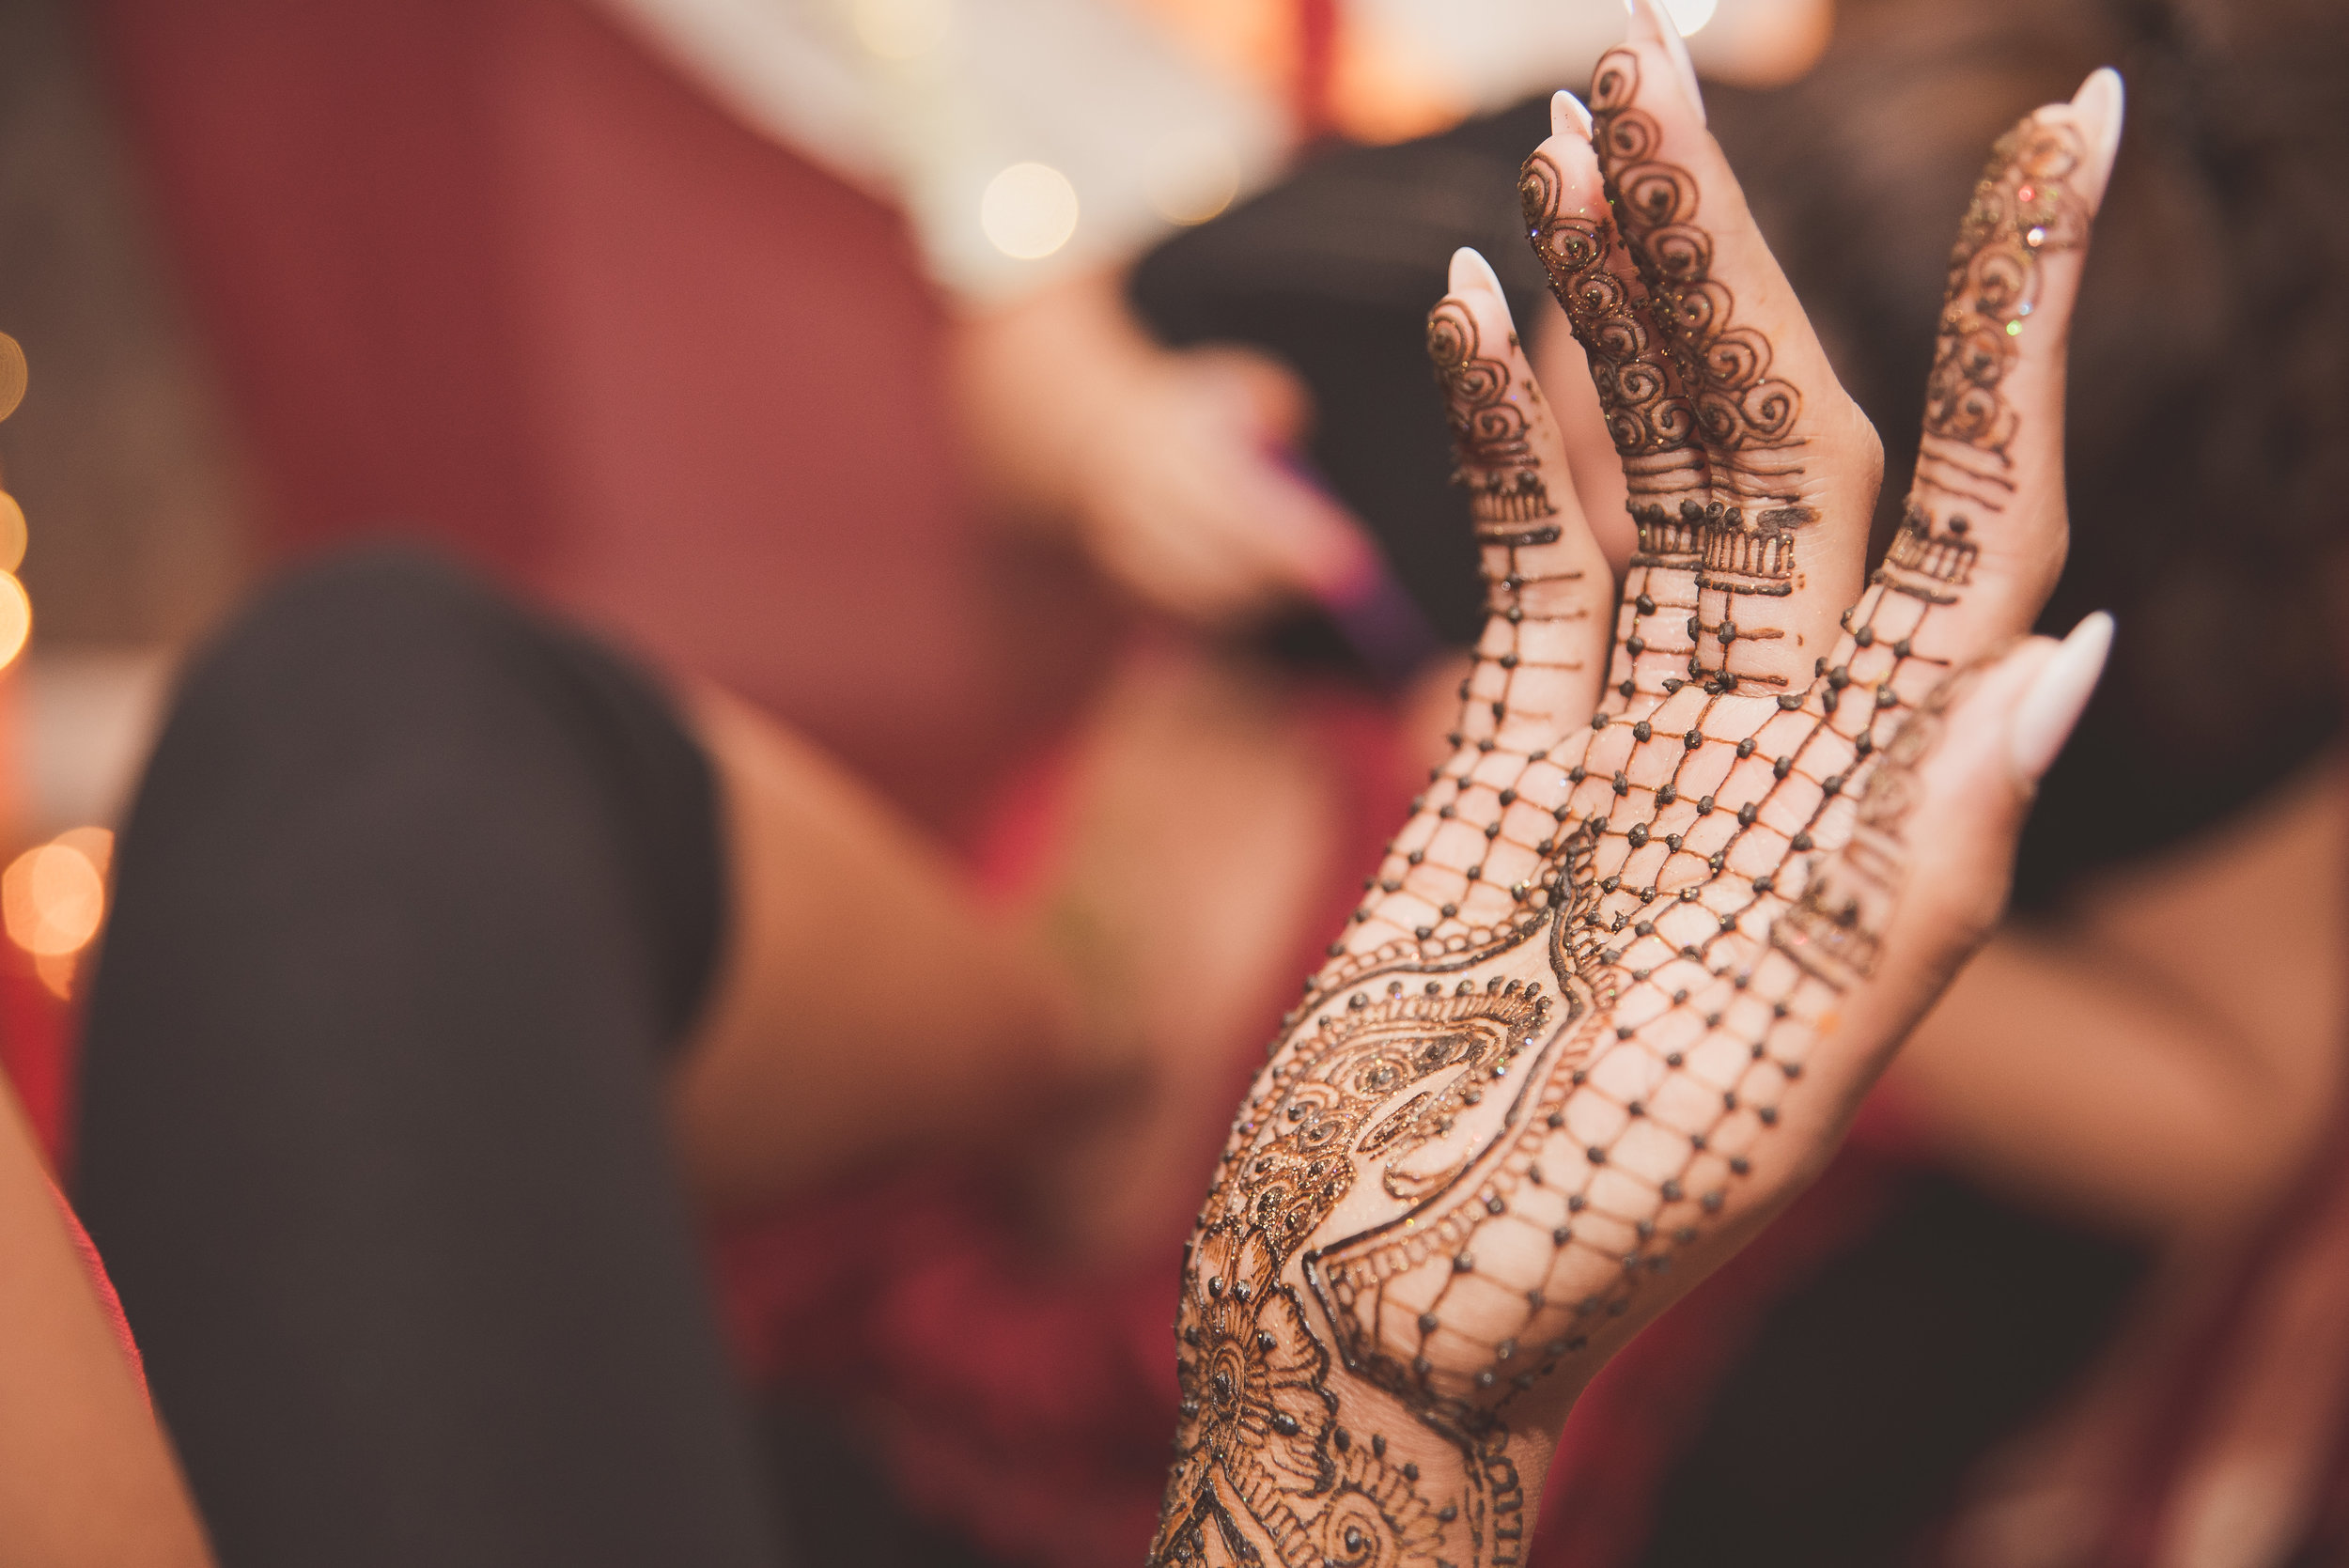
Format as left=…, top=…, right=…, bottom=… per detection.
left=2070, top=67, right=2126, bottom=190
left=1449, top=246, right=1507, bottom=303
left=1552, top=89, right=1594, bottom=141
left=2008, top=612, right=2112, bottom=782
left=1627, top=0, right=1705, bottom=124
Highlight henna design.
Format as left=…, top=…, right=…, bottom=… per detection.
left=1155, top=96, right=2092, bottom=1568
left=1428, top=303, right=1559, bottom=542
left=1521, top=48, right=1816, bottom=703
left=1899, top=118, right=2088, bottom=583
left=1588, top=54, right=1800, bottom=466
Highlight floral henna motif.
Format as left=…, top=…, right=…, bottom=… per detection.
left=1153, top=98, right=2092, bottom=1568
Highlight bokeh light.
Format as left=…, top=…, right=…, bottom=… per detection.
left=0, top=492, right=23, bottom=575
left=981, top=163, right=1081, bottom=259
left=0, top=333, right=25, bottom=425
left=3, top=830, right=109, bottom=959
left=0, top=572, right=30, bottom=672
left=853, top=0, right=952, bottom=60
left=1146, top=132, right=1240, bottom=225
left=1663, top=0, right=1719, bottom=34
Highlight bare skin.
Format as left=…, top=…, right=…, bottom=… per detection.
left=668, top=685, right=1096, bottom=1209
left=0, top=1081, right=211, bottom=1568
left=1894, top=751, right=2348, bottom=1242
left=1149, top=5, right=2126, bottom=1561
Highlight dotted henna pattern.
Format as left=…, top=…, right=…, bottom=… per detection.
left=1152, top=98, right=2089, bottom=1568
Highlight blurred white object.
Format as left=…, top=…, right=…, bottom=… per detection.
left=596, top=0, right=1283, bottom=299
left=19, top=647, right=169, bottom=839
left=596, top=0, right=1831, bottom=299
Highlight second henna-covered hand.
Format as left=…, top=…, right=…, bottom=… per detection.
left=1148, top=3, right=2126, bottom=1562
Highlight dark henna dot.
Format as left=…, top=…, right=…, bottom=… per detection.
left=1636, top=594, right=1656, bottom=614
left=1270, top=1411, right=1300, bottom=1436
left=1454, top=1252, right=1476, bottom=1273
left=1633, top=721, right=1652, bottom=742
left=1790, top=832, right=1813, bottom=852
left=1735, top=737, right=1756, bottom=759
left=1587, top=1146, right=1608, bottom=1164
left=1592, top=712, right=1610, bottom=730
left=1730, top=1156, right=1750, bottom=1175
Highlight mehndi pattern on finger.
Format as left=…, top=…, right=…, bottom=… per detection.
left=1314, top=305, right=1605, bottom=997
left=1890, top=117, right=2090, bottom=603
left=1154, top=94, right=2098, bottom=1568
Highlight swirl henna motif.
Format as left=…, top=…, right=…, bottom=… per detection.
left=1522, top=51, right=1819, bottom=701
left=1428, top=305, right=1559, bottom=543
left=1153, top=96, right=2093, bottom=1568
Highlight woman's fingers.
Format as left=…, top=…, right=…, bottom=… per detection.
left=1430, top=247, right=1613, bottom=753
left=1521, top=93, right=1711, bottom=712
left=1581, top=0, right=1886, bottom=697
left=1881, top=70, right=2125, bottom=661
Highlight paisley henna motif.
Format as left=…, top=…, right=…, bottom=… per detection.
left=1154, top=85, right=2095, bottom=1568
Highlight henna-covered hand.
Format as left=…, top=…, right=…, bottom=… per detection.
left=1151, top=6, right=2126, bottom=1564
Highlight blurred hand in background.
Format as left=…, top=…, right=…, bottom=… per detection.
left=951, top=268, right=1376, bottom=626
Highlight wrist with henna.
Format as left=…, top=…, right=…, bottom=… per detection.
left=1148, top=4, right=2126, bottom=1563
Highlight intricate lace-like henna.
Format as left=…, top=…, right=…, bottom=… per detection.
left=1897, top=119, right=2089, bottom=583
left=1153, top=95, right=2093, bottom=1568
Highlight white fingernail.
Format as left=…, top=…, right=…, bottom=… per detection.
left=1630, top=0, right=1705, bottom=124
left=1449, top=246, right=1507, bottom=303
left=2008, top=612, right=2112, bottom=783
left=2071, top=67, right=2126, bottom=181
left=1552, top=89, right=1594, bottom=140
